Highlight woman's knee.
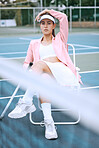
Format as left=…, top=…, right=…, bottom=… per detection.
left=31, top=61, right=46, bottom=73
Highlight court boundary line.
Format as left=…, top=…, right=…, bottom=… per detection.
left=69, top=47, right=99, bottom=51
left=1, top=57, right=25, bottom=59
left=73, top=43, right=99, bottom=49
left=19, top=37, right=32, bottom=40
left=74, top=52, right=99, bottom=55
left=0, top=51, right=26, bottom=55
left=80, top=70, right=99, bottom=74
left=0, top=42, right=29, bottom=46
left=81, top=86, right=99, bottom=90
left=0, top=95, right=23, bottom=100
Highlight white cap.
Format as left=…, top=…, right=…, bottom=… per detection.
left=39, top=14, right=55, bottom=23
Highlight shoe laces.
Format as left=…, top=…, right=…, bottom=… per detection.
left=45, top=120, right=57, bottom=132
left=16, top=98, right=26, bottom=106
left=40, top=120, right=53, bottom=128
left=40, top=120, right=57, bottom=131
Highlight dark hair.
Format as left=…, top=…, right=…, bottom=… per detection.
left=52, top=29, right=55, bottom=37
left=40, top=13, right=55, bottom=37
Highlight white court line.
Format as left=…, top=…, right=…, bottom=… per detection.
left=72, top=43, right=99, bottom=49
left=2, top=57, right=25, bottom=59
left=81, top=86, right=99, bottom=90
left=75, top=51, right=99, bottom=55
left=0, top=42, right=29, bottom=46
left=19, top=37, right=32, bottom=40
left=0, top=95, right=23, bottom=100
left=0, top=51, right=26, bottom=55
left=69, top=51, right=99, bottom=55
left=80, top=70, right=99, bottom=74
left=69, top=47, right=99, bottom=51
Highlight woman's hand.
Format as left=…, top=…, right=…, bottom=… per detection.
left=35, top=9, right=50, bottom=22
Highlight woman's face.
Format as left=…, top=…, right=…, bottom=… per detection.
left=40, top=19, right=56, bottom=35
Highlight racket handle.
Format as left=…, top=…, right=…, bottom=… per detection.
left=29, top=62, right=33, bottom=67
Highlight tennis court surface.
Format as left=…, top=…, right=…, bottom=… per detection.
left=0, top=27, right=99, bottom=148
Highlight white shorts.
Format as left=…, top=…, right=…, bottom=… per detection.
left=42, top=60, right=79, bottom=87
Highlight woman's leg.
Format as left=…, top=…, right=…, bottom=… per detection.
left=31, top=61, right=57, bottom=139
left=22, top=61, right=53, bottom=104
left=9, top=60, right=58, bottom=139
left=39, top=73, right=52, bottom=119
left=39, top=73, right=58, bottom=139
left=31, top=60, right=53, bottom=75
left=8, top=61, right=53, bottom=118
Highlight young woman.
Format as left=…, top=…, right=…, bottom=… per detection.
left=8, top=9, right=81, bottom=140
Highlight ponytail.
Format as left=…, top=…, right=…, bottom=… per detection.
left=52, top=29, right=55, bottom=37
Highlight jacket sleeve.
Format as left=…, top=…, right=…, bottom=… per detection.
left=50, top=9, right=68, bottom=44
left=23, top=41, right=34, bottom=69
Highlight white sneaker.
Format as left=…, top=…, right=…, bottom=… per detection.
left=44, top=119, right=58, bottom=140
left=8, top=98, right=36, bottom=119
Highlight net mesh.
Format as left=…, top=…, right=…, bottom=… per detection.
left=0, top=57, right=99, bottom=148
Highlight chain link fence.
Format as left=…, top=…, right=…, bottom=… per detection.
left=0, top=6, right=99, bottom=31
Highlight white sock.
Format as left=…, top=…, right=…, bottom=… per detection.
left=22, top=88, right=34, bottom=105
left=41, top=103, right=53, bottom=121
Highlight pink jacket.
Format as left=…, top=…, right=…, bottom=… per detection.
left=24, top=9, right=81, bottom=83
